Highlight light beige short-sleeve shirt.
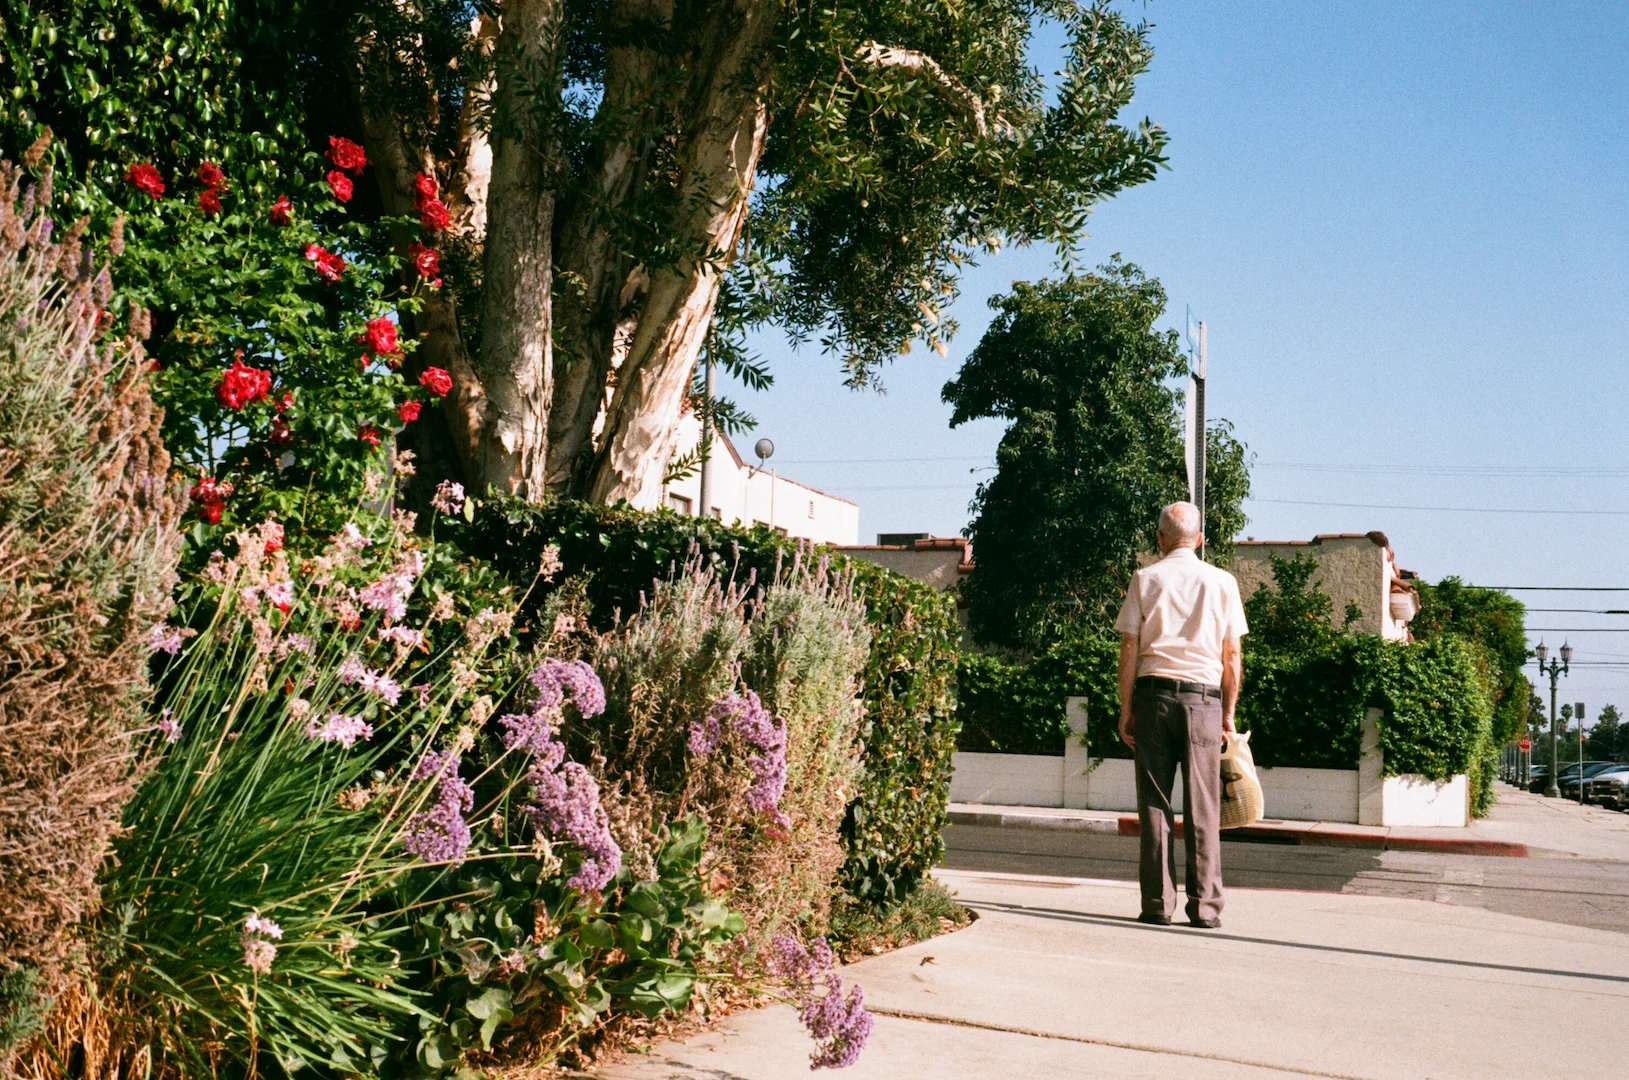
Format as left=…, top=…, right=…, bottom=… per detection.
left=1114, top=547, right=1249, bottom=686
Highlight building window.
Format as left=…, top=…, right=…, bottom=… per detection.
left=808, top=499, right=815, bottom=519
left=667, top=493, right=692, bottom=515
left=709, top=506, right=722, bottom=520
left=774, top=525, right=789, bottom=537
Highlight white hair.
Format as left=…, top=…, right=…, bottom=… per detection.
left=1158, top=502, right=1202, bottom=547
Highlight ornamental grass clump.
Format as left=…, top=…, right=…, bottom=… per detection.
left=0, top=150, right=185, bottom=1044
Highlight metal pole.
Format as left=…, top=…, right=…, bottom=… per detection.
left=1579, top=720, right=1585, bottom=805
left=1196, top=321, right=1208, bottom=562
left=1546, top=667, right=1560, bottom=798
left=697, top=357, right=714, bottom=519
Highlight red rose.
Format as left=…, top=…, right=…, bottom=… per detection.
left=197, top=161, right=226, bottom=189
left=419, top=366, right=452, bottom=397
left=364, top=316, right=399, bottom=358
left=326, top=170, right=354, bottom=203
left=189, top=476, right=233, bottom=524
left=268, top=415, right=292, bottom=446
left=199, top=188, right=222, bottom=216
left=216, top=357, right=273, bottom=410
left=408, top=241, right=440, bottom=278
left=305, top=244, right=346, bottom=283
left=125, top=163, right=165, bottom=199
left=269, top=194, right=292, bottom=226
left=274, top=389, right=294, bottom=413
left=398, top=399, right=422, bottom=423
left=326, top=136, right=367, bottom=175
left=413, top=172, right=438, bottom=202
left=418, top=198, right=450, bottom=233
left=358, top=423, right=381, bottom=449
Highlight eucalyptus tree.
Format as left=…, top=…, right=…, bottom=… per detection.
left=318, top=0, right=1169, bottom=504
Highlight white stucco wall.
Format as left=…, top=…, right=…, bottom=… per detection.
left=661, top=415, right=859, bottom=546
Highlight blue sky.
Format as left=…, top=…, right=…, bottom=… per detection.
left=725, top=2, right=1629, bottom=713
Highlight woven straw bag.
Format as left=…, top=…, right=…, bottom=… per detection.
left=1219, top=731, right=1265, bottom=830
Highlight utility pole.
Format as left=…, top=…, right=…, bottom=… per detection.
left=697, top=356, right=714, bottom=520
left=1196, top=321, right=1207, bottom=562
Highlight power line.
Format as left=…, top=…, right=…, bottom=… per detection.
left=1494, top=587, right=1629, bottom=592
left=1524, top=628, right=1629, bottom=632
left=1523, top=609, right=1629, bottom=614
left=1253, top=498, right=1629, bottom=516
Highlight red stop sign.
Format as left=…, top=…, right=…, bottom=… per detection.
left=1520, top=739, right=1531, bottom=751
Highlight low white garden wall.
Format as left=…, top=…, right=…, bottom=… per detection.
left=949, top=700, right=1470, bottom=828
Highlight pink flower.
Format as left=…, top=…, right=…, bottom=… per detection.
left=430, top=479, right=465, bottom=516
left=147, top=623, right=184, bottom=655
left=157, top=709, right=182, bottom=743
left=305, top=712, right=374, bottom=749
left=261, top=521, right=285, bottom=553
left=269, top=194, right=292, bottom=226
left=244, top=913, right=283, bottom=939
left=398, top=399, right=422, bottom=423
left=265, top=580, right=294, bottom=613
left=242, top=937, right=276, bottom=975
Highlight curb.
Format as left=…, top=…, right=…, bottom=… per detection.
left=946, top=808, right=1529, bottom=858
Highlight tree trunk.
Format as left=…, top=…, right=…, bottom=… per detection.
left=569, top=0, right=780, bottom=505
left=471, top=0, right=562, bottom=498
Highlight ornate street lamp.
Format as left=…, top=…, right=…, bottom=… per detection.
left=1534, top=640, right=1571, bottom=798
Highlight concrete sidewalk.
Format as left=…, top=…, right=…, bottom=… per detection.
left=947, top=781, right=1629, bottom=861
left=587, top=867, right=1629, bottom=1079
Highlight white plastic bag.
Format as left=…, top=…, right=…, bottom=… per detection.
left=1220, top=731, right=1265, bottom=829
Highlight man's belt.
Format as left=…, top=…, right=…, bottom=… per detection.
left=1135, top=675, right=1222, bottom=699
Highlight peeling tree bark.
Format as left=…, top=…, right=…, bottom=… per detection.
left=471, top=0, right=562, bottom=498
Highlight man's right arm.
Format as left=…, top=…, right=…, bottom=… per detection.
left=1118, top=633, right=1139, bottom=750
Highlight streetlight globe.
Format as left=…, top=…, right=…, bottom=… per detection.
left=1535, top=641, right=1549, bottom=664
left=1560, top=641, right=1573, bottom=664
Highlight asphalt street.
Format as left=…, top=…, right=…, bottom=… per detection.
left=943, top=822, right=1629, bottom=934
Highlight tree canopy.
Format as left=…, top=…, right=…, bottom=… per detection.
left=943, top=262, right=1251, bottom=650
left=1410, top=577, right=1531, bottom=745
left=3, top=0, right=1171, bottom=512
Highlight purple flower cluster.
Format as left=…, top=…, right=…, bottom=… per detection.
left=147, top=622, right=184, bottom=655
left=403, top=750, right=473, bottom=864
left=505, top=659, right=620, bottom=893
left=528, top=658, right=606, bottom=718
left=767, top=934, right=872, bottom=1069
left=430, top=479, right=465, bottom=516
left=689, top=691, right=790, bottom=828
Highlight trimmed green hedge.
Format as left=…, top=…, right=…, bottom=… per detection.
left=956, top=634, right=1496, bottom=810
left=452, top=498, right=961, bottom=905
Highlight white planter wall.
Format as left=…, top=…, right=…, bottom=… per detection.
left=949, top=700, right=1470, bottom=828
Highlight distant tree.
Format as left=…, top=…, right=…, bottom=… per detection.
left=1410, top=577, right=1530, bottom=745
left=1587, top=703, right=1625, bottom=760
left=944, top=263, right=1251, bottom=649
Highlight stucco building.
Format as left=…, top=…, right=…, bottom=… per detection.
left=1229, top=531, right=1420, bottom=640
left=836, top=534, right=973, bottom=594
left=660, top=413, right=859, bottom=546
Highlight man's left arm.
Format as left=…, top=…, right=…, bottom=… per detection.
left=1220, top=636, right=1242, bottom=734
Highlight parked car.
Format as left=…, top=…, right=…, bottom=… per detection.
left=1585, top=766, right=1629, bottom=809
left=1559, top=761, right=1619, bottom=799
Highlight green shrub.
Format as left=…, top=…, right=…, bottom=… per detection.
left=955, top=635, right=1119, bottom=757
left=453, top=498, right=961, bottom=905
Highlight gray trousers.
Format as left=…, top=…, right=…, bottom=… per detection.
left=1132, top=683, right=1224, bottom=921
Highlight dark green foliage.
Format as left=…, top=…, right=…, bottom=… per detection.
left=402, top=821, right=743, bottom=1069
left=1585, top=704, right=1626, bottom=760
left=1411, top=576, right=1531, bottom=745
left=0, top=0, right=307, bottom=202
left=944, top=264, right=1251, bottom=649
left=453, top=498, right=961, bottom=906
left=0, top=965, right=49, bottom=1056
left=956, top=635, right=1120, bottom=757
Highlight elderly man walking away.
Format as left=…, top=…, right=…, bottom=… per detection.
left=1114, top=502, right=1248, bottom=928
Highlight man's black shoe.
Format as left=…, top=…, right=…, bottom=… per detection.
left=1189, top=917, right=1221, bottom=929
left=1137, top=912, right=1173, bottom=926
